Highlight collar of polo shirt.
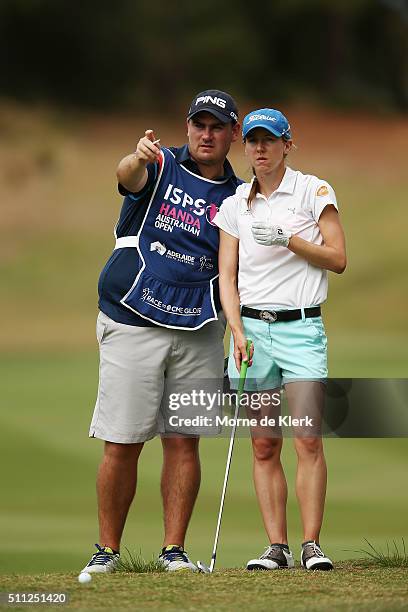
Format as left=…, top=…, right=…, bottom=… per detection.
left=240, top=167, right=297, bottom=202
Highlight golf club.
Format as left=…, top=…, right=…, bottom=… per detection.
left=197, top=339, right=253, bottom=574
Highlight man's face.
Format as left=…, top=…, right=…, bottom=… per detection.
left=187, top=112, right=240, bottom=167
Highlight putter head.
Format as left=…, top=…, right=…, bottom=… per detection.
left=196, top=560, right=211, bottom=573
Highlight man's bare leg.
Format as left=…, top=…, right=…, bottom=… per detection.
left=161, top=437, right=200, bottom=548
left=97, top=441, right=144, bottom=551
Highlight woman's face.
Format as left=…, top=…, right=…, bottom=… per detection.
left=244, top=127, right=292, bottom=175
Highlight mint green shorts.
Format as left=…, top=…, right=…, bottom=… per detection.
left=228, top=313, right=328, bottom=391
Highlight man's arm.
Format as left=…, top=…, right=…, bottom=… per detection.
left=288, top=205, right=347, bottom=273
left=116, top=129, right=161, bottom=193
left=218, top=230, right=252, bottom=372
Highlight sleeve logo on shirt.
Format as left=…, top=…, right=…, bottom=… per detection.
left=317, top=185, right=329, bottom=197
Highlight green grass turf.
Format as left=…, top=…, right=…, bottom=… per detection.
left=0, top=353, right=407, bottom=576
left=1, top=564, right=408, bottom=611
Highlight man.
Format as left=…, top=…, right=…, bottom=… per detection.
left=80, top=90, right=241, bottom=574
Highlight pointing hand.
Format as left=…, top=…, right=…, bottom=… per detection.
left=134, top=129, right=161, bottom=164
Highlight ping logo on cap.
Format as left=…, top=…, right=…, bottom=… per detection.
left=188, top=90, right=238, bottom=123
left=196, top=96, right=226, bottom=109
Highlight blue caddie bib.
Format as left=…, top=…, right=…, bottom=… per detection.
left=119, top=148, right=235, bottom=330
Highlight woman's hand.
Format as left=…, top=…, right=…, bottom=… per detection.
left=233, top=331, right=254, bottom=373
left=251, top=221, right=291, bottom=247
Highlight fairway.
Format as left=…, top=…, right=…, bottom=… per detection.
left=1, top=353, right=407, bottom=577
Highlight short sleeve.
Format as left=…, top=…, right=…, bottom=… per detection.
left=213, top=194, right=240, bottom=238
left=311, top=182, right=338, bottom=222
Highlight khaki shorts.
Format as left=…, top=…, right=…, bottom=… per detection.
left=89, top=311, right=225, bottom=443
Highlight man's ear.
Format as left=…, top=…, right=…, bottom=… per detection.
left=231, top=122, right=241, bottom=142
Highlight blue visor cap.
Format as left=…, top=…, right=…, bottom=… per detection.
left=242, top=108, right=291, bottom=140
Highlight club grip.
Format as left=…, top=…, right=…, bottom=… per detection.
left=237, top=339, right=252, bottom=395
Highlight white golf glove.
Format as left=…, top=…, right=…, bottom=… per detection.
left=251, top=221, right=291, bottom=247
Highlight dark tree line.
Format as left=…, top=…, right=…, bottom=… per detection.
left=0, top=0, right=407, bottom=112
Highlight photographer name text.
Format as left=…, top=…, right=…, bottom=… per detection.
left=168, top=415, right=314, bottom=427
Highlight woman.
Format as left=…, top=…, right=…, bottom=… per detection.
left=213, top=108, right=346, bottom=571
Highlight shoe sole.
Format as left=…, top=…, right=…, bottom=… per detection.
left=247, top=564, right=291, bottom=571
left=303, top=562, right=334, bottom=571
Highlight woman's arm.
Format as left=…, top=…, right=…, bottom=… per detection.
left=218, top=230, right=251, bottom=371
left=288, top=205, right=347, bottom=273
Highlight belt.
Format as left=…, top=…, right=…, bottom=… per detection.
left=241, top=305, right=321, bottom=323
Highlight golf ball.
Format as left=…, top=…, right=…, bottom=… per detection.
left=78, top=572, right=92, bottom=584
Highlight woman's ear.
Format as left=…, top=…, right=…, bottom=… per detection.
left=284, top=139, right=293, bottom=155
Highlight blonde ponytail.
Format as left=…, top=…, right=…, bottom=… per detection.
left=247, top=175, right=258, bottom=211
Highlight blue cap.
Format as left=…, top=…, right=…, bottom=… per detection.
left=242, top=108, right=291, bottom=140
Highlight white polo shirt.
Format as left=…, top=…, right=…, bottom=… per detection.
left=214, top=166, right=338, bottom=309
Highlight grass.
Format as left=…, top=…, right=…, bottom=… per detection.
left=1, top=564, right=408, bottom=611
left=0, top=352, right=407, bottom=577
left=356, top=539, right=408, bottom=568
left=114, top=549, right=166, bottom=574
